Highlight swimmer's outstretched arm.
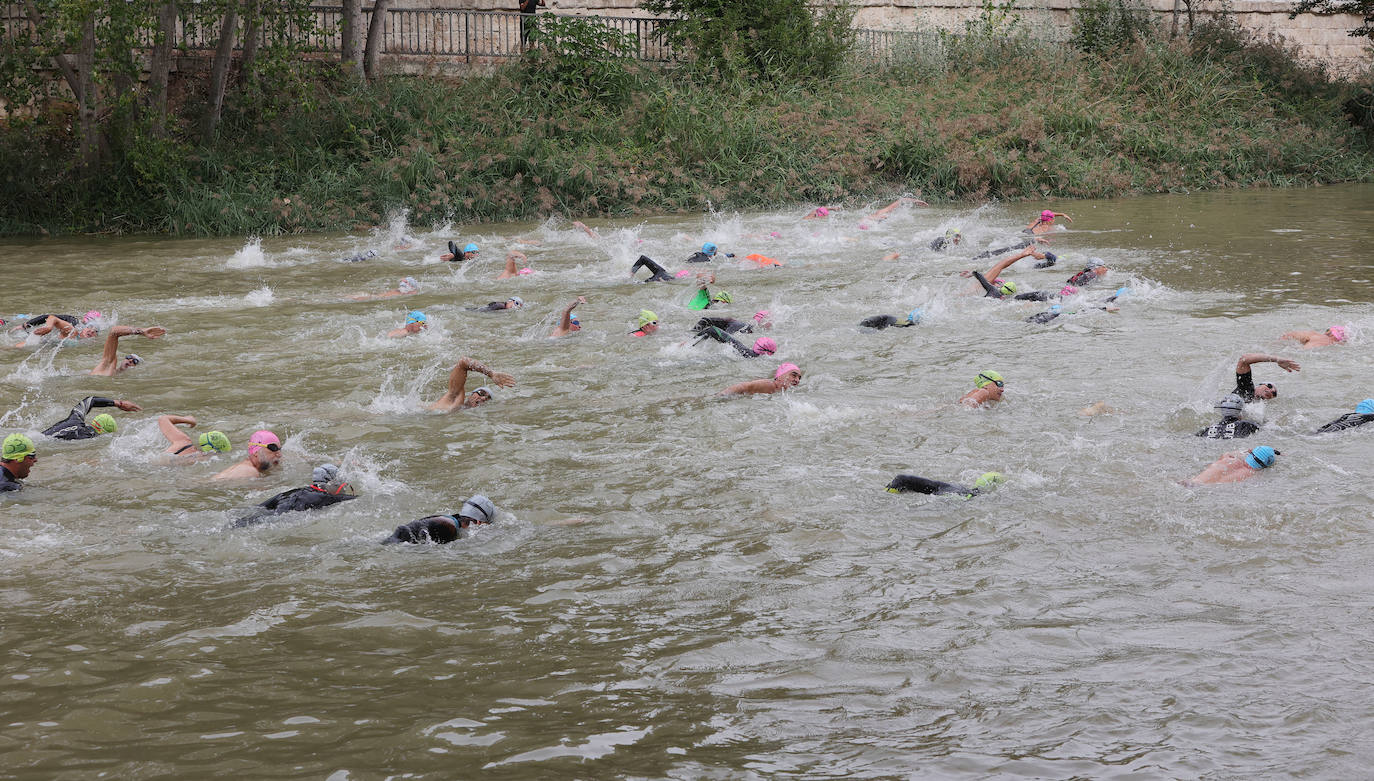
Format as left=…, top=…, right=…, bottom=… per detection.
left=1236, top=353, right=1300, bottom=374
left=92, top=325, right=165, bottom=375
left=980, top=247, right=1045, bottom=280
left=429, top=357, right=515, bottom=409
left=866, top=196, right=929, bottom=222
left=33, top=315, right=74, bottom=339
left=158, top=414, right=196, bottom=449
left=717, top=378, right=777, bottom=396
left=572, top=220, right=600, bottom=239
left=497, top=250, right=527, bottom=280
left=558, top=296, right=586, bottom=331
left=1279, top=331, right=1320, bottom=346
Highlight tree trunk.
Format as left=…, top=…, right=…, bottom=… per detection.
left=78, top=15, right=99, bottom=172
left=363, top=0, right=393, bottom=81
left=241, top=0, right=262, bottom=81
left=148, top=1, right=179, bottom=132
left=203, top=3, right=239, bottom=140
left=22, top=0, right=81, bottom=98
left=341, top=0, right=364, bottom=82
left=1170, top=0, right=1180, bottom=38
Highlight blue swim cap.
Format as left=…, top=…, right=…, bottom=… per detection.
left=1115, top=286, right=1130, bottom=298
left=702, top=242, right=717, bottom=255
left=405, top=310, right=427, bottom=324
left=1050, top=304, right=1063, bottom=313
left=907, top=308, right=923, bottom=324
left=463, top=243, right=479, bottom=253
left=1244, top=446, right=1279, bottom=470
left=1357, top=399, right=1374, bottom=415
left=569, top=313, right=580, bottom=325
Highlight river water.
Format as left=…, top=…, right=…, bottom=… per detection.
left=3, top=184, right=1373, bottom=779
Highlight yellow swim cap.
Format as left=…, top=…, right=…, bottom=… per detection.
left=638, top=310, right=658, bottom=328
left=2, top=433, right=36, bottom=460
left=91, top=413, right=117, bottom=434
left=198, top=431, right=232, bottom=453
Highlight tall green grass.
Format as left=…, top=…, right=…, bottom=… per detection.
left=1, top=30, right=1370, bottom=236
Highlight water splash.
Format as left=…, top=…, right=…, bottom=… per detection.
left=226, top=236, right=269, bottom=268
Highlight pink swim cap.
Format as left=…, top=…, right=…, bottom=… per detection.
left=674, top=269, right=692, bottom=279
left=1041, top=209, right=1054, bottom=220
left=815, top=206, right=830, bottom=216
left=775, top=362, right=801, bottom=379
left=248, top=430, right=281, bottom=454
left=1059, top=285, right=1079, bottom=296
left=1328, top=325, right=1347, bottom=341
left=769, top=231, right=781, bottom=238
left=517, top=267, right=533, bottom=275
left=753, top=310, right=771, bottom=322
left=82, top=310, right=101, bottom=323
left=753, top=337, right=777, bottom=356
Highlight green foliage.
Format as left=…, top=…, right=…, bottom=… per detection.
left=1071, top=0, right=1158, bottom=56
left=1289, top=0, right=1374, bottom=40
left=939, top=0, right=1039, bottom=71
left=520, top=15, right=642, bottom=105
left=638, top=0, right=854, bottom=82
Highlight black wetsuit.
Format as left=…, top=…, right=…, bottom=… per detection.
left=0, top=464, right=22, bottom=492
left=695, top=326, right=761, bottom=358
left=972, top=271, right=1054, bottom=301
left=684, top=251, right=714, bottom=263
left=886, top=475, right=981, bottom=498
left=1026, top=310, right=1062, bottom=324
left=1232, top=371, right=1258, bottom=402
left=1033, top=251, right=1058, bottom=269
left=1196, top=417, right=1260, bottom=439
left=471, top=302, right=511, bottom=312
left=1065, top=267, right=1103, bottom=287
left=232, top=484, right=358, bottom=528
left=631, top=255, right=674, bottom=282
left=859, top=315, right=916, bottom=330
left=1315, top=413, right=1374, bottom=434
left=340, top=250, right=377, bottom=263
left=692, top=317, right=752, bottom=336
left=23, top=314, right=80, bottom=330
left=929, top=236, right=952, bottom=251
left=42, top=396, right=118, bottom=441
left=383, top=515, right=462, bottom=544
left=971, top=239, right=1032, bottom=261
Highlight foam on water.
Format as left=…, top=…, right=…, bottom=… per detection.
left=226, top=236, right=269, bottom=268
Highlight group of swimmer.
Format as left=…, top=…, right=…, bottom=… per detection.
left=3, top=203, right=1368, bottom=532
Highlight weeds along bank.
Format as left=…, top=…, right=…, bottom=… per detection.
left=1, top=15, right=1371, bottom=236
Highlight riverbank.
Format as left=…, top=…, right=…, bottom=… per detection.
left=2, top=30, right=1371, bottom=236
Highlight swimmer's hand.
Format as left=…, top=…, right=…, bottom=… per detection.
left=114, top=400, right=142, bottom=412
left=491, top=372, right=516, bottom=388
left=1277, top=359, right=1301, bottom=372
left=958, top=270, right=973, bottom=278
left=135, top=326, right=167, bottom=339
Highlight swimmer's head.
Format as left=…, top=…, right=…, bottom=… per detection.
left=907, top=308, right=923, bottom=325
left=1, top=433, right=36, bottom=477
left=311, top=463, right=341, bottom=487
left=1326, top=325, right=1347, bottom=342
left=1214, top=393, right=1244, bottom=419
left=1244, top=446, right=1279, bottom=470
left=702, top=242, right=718, bottom=256
left=469, top=386, right=493, bottom=407
left=946, top=228, right=962, bottom=242
left=463, top=243, right=480, bottom=256
left=507, top=296, right=524, bottom=309
left=975, top=371, right=1004, bottom=389
left=399, top=276, right=419, bottom=293
left=1059, top=285, right=1079, bottom=297
left=752, top=337, right=777, bottom=356
left=996, top=279, right=1017, bottom=296
left=973, top=472, right=1005, bottom=491
left=711, top=291, right=733, bottom=305
left=248, top=430, right=282, bottom=468
left=1255, top=382, right=1277, bottom=400
left=121, top=353, right=143, bottom=371
left=568, top=312, right=580, bottom=330
left=459, top=494, right=496, bottom=526
left=82, top=310, right=102, bottom=324
left=91, top=413, right=117, bottom=435
left=517, top=267, right=533, bottom=276
left=1088, top=259, right=1108, bottom=276
left=1114, top=286, right=1131, bottom=298
left=754, top=310, right=771, bottom=323
left=78, top=326, right=98, bottom=339
left=774, top=362, right=803, bottom=387
left=197, top=430, right=231, bottom=453
left=814, top=206, right=830, bottom=217
left=1041, top=209, right=1054, bottom=221
left=1356, top=399, right=1374, bottom=415
left=637, top=310, right=659, bottom=333
left=405, top=310, right=428, bottom=333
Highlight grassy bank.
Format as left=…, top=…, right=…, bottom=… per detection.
left=2, top=28, right=1371, bottom=236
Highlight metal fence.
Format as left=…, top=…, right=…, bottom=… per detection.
left=0, top=4, right=949, bottom=67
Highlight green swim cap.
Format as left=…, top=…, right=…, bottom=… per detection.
left=711, top=291, right=733, bottom=304
left=998, top=280, right=1018, bottom=295
left=91, top=413, right=117, bottom=435
left=198, top=430, right=231, bottom=453
left=2, top=433, right=35, bottom=460
left=975, top=370, right=1004, bottom=389
left=974, top=472, right=1005, bottom=491
left=638, top=310, right=658, bottom=328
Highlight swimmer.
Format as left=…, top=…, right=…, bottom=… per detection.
left=1315, top=398, right=1374, bottom=433
left=718, top=362, right=802, bottom=396
left=441, top=242, right=480, bottom=262
left=630, top=310, right=659, bottom=337
left=859, top=309, right=922, bottom=330
left=427, top=357, right=515, bottom=411
left=630, top=254, right=677, bottom=282
left=688, top=273, right=732, bottom=311
left=90, top=325, right=166, bottom=376
left=886, top=471, right=1004, bottom=498
left=1025, top=209, right=1072, bottom=234
left=382, top=494, right=496, bottom=544
left=572, top=221, right=600, bottom=239
left=232, top=463, right=358, bottom=528
left=550, top=296, right=587, bottom=338
left=1025, top=287, right=1127, bottom=323
left=496, top=250, right=532, bottom=280
left=350, top=277, right=420, bottom=300
left=212, top=430, right=283, bottom=480
left=1063, top=259, right=1109, bottom=287
left=859, top=195, right=928, bottom=228
left=12, top=312, right=101, bottom=346
left=695, top=325, right=776, bottom=358
left=156, top=415, right=231, bottom=463
left=41, top=396, right=141, bottom=440
left=971, top=237, right=1043, bottom=261
left=929, top=228, right=962, bottom=251
left=802, top=206, right=831, bottom=220
left=1281, top=326, right=1347, bottom=349
left=1, top=433, right=37, bottom=492
left=960, top=371, right=1004, bottom=408
left=691, top=315, right=759, bottom=339
left=685, top=242, right=730, bottom=264
left=1184, top=446, right=1279, bottom=486
left=1230, top=353, right=1299, bottom=401
left=960, top=246, right=1052, bottom=295
left=387, top=310, right=428, bottom=338
left=1196, top=393, right=1260, bottom=439
left=470, top=296, right=523, bottom=312
left=340, top=249, right=378, bottom=263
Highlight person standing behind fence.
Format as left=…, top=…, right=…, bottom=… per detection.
left=518, top=0, right=545, bottom=46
